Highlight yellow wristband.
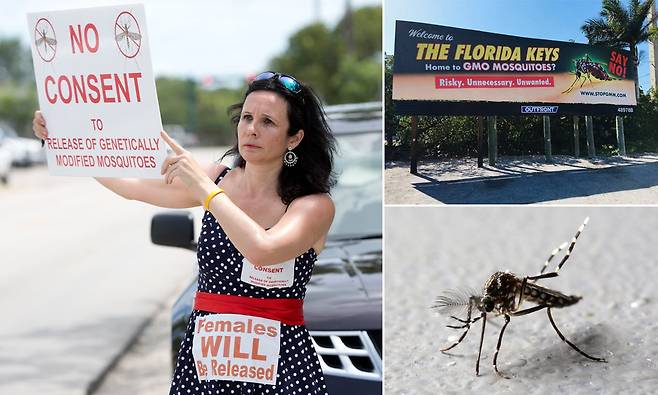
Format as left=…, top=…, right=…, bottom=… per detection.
left=203, top=188, right=224, bottom=211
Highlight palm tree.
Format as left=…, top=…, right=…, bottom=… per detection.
left=581, top=0, right=658, bottom=99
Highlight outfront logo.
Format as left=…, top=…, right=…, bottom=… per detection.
left=521, top=106, right=559, bottom=114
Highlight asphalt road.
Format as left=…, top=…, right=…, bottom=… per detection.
left=0, top=146, right=225, bottom=395
left=385, top=207, right=658, bottom=394
left=95, top=298, right=173, bottom=395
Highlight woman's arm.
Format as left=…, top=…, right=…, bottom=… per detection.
left=95, top=161, right=222, bottom=208
left=209, top=192, right=335, bottom=266
left=160, top=131, right=335, bottom=266
left=33, top=110, right=223, bottom=208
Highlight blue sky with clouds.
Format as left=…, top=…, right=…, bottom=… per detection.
left=385, top=0, right=656, bottom=91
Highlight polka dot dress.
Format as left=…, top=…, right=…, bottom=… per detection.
left=169, top=168, right=328, bottom=395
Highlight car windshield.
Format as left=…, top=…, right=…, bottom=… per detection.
left=327, top=117, right=382, bottom=240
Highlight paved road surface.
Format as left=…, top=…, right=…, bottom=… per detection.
left=95, top=299, right=173, bottom=395
left=0, top=146, right=225, bottom=395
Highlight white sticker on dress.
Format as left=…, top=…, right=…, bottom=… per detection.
left=240, top=258, right=295, bottom=289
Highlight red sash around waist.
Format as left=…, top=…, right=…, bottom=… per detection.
left=194, top=292, right=305, bottom=326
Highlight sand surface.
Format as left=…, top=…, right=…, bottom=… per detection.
left=385, top=207, right=658, bottom=394
left=385, top=154, right=658, bottom=205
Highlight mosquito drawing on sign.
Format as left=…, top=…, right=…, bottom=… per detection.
left=36, top=28, right=57, bottom=54
left=114, top=11, right=142, bottom=59
left=34, top=18, right=57, bottom=62
left=115, top=22, right=141, bottom=50
left=432, top=217, right=607, bottom=378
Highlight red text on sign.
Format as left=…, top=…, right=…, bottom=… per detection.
left=44, top=72, right=143, bottom=104
left=69, top=24, right=99, bottom=53
left=609, top=50, right=628, bottom=79
left=200, top=335, right=267, bottom=361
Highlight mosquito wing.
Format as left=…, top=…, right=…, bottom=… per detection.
left=116, top=32, right=127, bottom=41
left=45, top=37, right=57, bottom=45
left=127, top=32, right=142, bottom=40
left=432, top=287, right=480, bottom=316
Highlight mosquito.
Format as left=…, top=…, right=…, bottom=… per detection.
left=562, top=54, right=613, bottom=94
left=115, top=22, right=142, bottom=49
left=432, top=217, right=607, bottom=378
left=35, top=28, right=57, bottom=54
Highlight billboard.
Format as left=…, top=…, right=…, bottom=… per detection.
left=393, top=20, right=637, bottom=115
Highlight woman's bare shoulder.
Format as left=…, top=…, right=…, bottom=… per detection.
left=288, top=193, right=335, bottom=216
left=204, top=161, right=227, bottom=182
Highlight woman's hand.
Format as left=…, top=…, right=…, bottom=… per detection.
left=160, top=130, right=217, bottom=204
left=32, top=111, right=48, bottom=140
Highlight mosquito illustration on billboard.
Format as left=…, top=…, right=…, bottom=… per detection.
left=562, top=54, right=614, bottom=94
left=34, top=18, right=57, bottom=62
left=114, top=11, right=142, bottom=58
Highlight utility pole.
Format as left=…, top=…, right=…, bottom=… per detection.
left=650, top=1, right=658, bottom=96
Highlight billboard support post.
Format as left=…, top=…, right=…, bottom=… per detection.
left=573, top=116, right=580, bottom=158
left=477, top=116, right=484, bottom=168
left=585, top=115, right=596, bottom=158
left=543, top=115, right=552, bottom=162
left=616, top=116, right=626, bottom=157
left=487, top=116, right=497, bottom=166
left=410, top=116, right=418, bottom=174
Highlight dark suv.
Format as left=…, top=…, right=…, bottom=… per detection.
left=151, top=102, right=382, bottom=394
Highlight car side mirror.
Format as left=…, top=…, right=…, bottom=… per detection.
left=150, top=211, right=196, bottom=251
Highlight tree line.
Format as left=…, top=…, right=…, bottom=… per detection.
left=0, top=5, right=381, bottom=145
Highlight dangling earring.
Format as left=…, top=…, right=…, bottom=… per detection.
left=283, top=147, right=298, bottom=167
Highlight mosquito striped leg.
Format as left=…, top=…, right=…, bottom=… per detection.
left=493, top=315, right=511, bottom=379
left=547, top=308, right=607, bottom=362
left=441, top=304, right=474, bottom=351
left=535, top=241, right=569, bottom=278
left=447, top=315, right=481, bottom=329
left=449, top=315, right=472, bottom=324
left=529, top=217, right=589, bottom=282
left=475, top=312, right=487, bottom=376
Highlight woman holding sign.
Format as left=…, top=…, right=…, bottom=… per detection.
left=34, top=72, right=334, bottom=394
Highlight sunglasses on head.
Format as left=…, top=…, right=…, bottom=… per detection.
left=253, top=71, right=302, bottom=94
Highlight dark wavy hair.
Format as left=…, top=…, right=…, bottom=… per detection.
left=222, top=74, right=337, bottom=205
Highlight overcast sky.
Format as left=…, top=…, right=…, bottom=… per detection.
left=4, top=0, right=381, bottom=79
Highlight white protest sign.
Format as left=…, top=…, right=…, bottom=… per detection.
left=27, top=4, right=166, bottom=178
left=192, top=314, right=281, bottom=385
